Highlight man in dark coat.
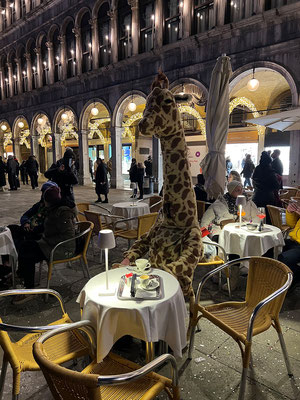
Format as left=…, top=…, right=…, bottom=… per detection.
left=26, top=155, right=39, bottom=189
left=0, top=156, right=6, bottom=190
left=241, top=154, right=255, bottom=188
left=7, top=155, right=18, bottom=190
left=95, top=158, right=109, bottom=203
left=271, top=149, right=283, bottom=189
left=129, top=158, right=138, bottom=198
left=20, top=160, right=29, bottom=185
left=144, top=155, right=153, bottom=177
left=44, top=147, right=78, bottom=204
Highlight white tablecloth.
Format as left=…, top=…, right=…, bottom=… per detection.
left=218, top=223, right=285, bottom=258
left=77, top=267, right=187, bottom=362
left=0, top=228, right=17, bottom=286
left=111, top=202, right=150, bottom=228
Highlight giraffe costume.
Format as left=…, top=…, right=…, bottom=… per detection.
left=124, top=72, right=203, bottom=301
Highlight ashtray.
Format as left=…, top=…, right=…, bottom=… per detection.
left=246, top=223, right=258, bottom=231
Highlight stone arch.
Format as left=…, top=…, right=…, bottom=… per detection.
left=31, top=112, right=53, bottom=171
left=0, top=54, right=7, bottom=68
left=170, top=77, right=208, bottom=98
left=60, top=16, right=75, bottom=35
left=112, top=89, right=147, bottom=128
left=75, top=6, right=92, bottom=27
left=36, top=31, right=47, bottom=48
left=0, top=120, right=13, bottom=156
left=25, top=37, right=35, bottom=53
left=16, top=43, right=25, bottom=59
left=229, top=97, right=265, bottom=137
left=80, top=98, right=112, bottom=130
left=12, top=115, right=30, bottom=140
left=47, top=24, right=60, bottom=42
left=12, top=116, right=31, bottom=160
left=92, top=0, right=111, bottom=19
left=7, top=49, right=16, bottom=63
left=229, top=61, right=298, bottom=107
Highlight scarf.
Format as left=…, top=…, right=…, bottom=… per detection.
left=223, top=193, right=237, bottom=216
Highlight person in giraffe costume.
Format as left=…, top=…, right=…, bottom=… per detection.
left=121, top=71, right=203, bottom=303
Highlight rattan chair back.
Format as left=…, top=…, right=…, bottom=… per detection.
left=84, top=210, right=104, bottom=234
left=267, top=205, right=286, bottom=230
left=137, top=213, right=158, bottom=238
left=76, top=203, right=90, bottom=222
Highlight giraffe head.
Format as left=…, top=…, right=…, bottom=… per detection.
left=139, top=72, right=183, bottom=140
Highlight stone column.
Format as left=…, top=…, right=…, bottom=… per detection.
left=108, top=8, right=118, bottom=64
left=6, top=0, right=11, bottom=27
left=52, top=133, right=62, bottom=162
left=34, top=46, right=43, bottom=87
left=0, top=68, right=5, bottom=99
left=78, top=130, right=90, bottom=185
left=25, top=0, right=30, bottom=13
left=89, top=18, right=99, bottom=70
left=110, top=125, right=123, bottom=188
left=15, top=57, right=22, bottom=94
left=0, top=137, right=5, bottom=157
left=72, top=26, right=82, bottom=75
left=46, top=41, right=54, bottom=84
left=7, top=62, right=13, bottom=97
left=15, top=0, right=20, bottom=20
left=154, top=0, right=163, bottom=48
left=58, top=35, right=67, bottom=80
left=128, top=0, right=139, bottom=56
left=215, top=0, right=225, bottom=26
left=25, top=52, right=32, bottom=91
left=256, top=0, right=264, bottom=14
left=31, top=133, right=40, bottom=164
left=13, top=137, right=22, bottom=161
left=182, top=0, right=192, bottom=38
left=289, top=131, right=300, bottom=186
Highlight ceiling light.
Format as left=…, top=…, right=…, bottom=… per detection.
left=91, top=107, right=99, bottom=116
left=18, top=121, right=24, bottom=128
left=128, top=101, right=136, bottom=112
left=37, top=117, right=43, bottom=125
left=61, top=112, right=68, bottom=120
left=247, top=67, right=260, bottom=91
left=1, top=124, right=7, bottom=131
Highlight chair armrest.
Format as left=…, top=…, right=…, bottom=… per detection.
left=246, top=272, right=293, bottom=342
left=114, top=215, right=139, bottom=228
left=202, top=240, right=228, bottom=262
left=93, top=204, right=111, bottom=213
left=0, top=288, right=68, bottom=333
left=49, top=227, right=91, bottom=263
left=195, top=257, right=251, bottom=304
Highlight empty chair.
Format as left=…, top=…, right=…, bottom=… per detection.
left=76, top=203, right=90, bottom=222
left=0, top=289, right=91, bottom=400
left=267, top=205, right=290, bottom=237
left=188, top=256, right=293, bottom=400
left=114, top=212, right=158, bottom=248
left=33, top=320, right=180, bottom=400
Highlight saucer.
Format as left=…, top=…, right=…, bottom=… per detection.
left=131, top=266, right=151, bottom=276
left=140, top=279, right=159, bottom=291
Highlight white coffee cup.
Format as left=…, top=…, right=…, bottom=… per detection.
left=135, top=259, right=150, bottom=273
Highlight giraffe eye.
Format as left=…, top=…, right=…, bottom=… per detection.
left=164, top=99, right=173, bottom=104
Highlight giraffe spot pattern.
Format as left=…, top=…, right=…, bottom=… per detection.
left=171, top=137, right=181, bottom=148
left=174, top=183, right=183, bottom=192
left=155, top=115, right=163, bottom=127
left=170, top=153, right=180, bottom=163
left=182, top=189, right=190, bottom=200
left=168, top=175, right=177, bottom=184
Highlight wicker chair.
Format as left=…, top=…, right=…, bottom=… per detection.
left=33, top=320, right=180, bottom=400
left=39, top=221, right=93, bottom=300
left=279, top=188, right=298, bottom=201
left=76, top=203, right=90, bottom=222
left=114, top=212, right=158, bottom=248
left=0, top=289, right=91, bottom=400
left=188, top=256, right=293, bottom=400
left=267, top=205, right=290, bottom=237
left=137, top=195, right=163, bottom=213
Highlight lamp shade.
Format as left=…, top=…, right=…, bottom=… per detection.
left=236, top=195, right=246, bottom=207
left=98, top=229, right=116, bottom=249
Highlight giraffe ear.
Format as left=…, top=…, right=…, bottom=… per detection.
left=151, top=70, right=169, bottom=90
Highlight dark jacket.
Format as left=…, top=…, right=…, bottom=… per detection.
left=194, top=184, right=208, bottom=202
left=129, top=163, right=138, bottom=183
left=137, top=166, right=144, bottom=184
left=0, top=159, right=6, bottom=187
left=7, top=158, right=18, bottom=176
left=20, top=200, right=47, bottom=235
left=241, top=160, right=255, bottom=179
left=252, top=164, right=280, bottom=207
left=271, top=157, right=283, bottom=176
left=26, top=157, right=39, bottom=174
left=38, top=204, right=77, bottom=260
left=144, top=159, right=153, bottom=176
left=95, top=162, right=109, bottom=195
left=44, top=159, right=78, bottom=203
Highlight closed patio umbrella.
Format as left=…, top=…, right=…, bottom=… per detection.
left=245, top=108, right=300, bottom=131
left=200, top=55, right=232, bottom=199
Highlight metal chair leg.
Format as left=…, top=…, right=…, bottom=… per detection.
left=0, top=357, right=8, bottom=400
left=238, top=367, right=248, bottom=400
left=278, top=331, right=293, bottom=376
left=188, top=322, right=197, bottom=359
left=82, top=256, right=91, bottom=279
left=145, top=342, right=155, bottom=363
left=38, top=261, right=43, bottom=285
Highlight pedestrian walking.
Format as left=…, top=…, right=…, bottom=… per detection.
left=95, top=158, right=109, bottom=203
left=241, top=154, right=255, bottom=188
left=20, top=160, right=29, bottom=185
left=129, top=158, right=138, bottom=198
left=7, top=155, right=18, bottom=191
left=26, top=155, right=39, bottom=189
left=0, top=156, right=6, bottom=191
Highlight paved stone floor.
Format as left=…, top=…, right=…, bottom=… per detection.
left=0, top=181, right=300, bottom=399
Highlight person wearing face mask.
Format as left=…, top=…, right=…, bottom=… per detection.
left=201, top=180, right=260, bottom=239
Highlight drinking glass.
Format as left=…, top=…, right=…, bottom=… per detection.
left=257, top=207, right=266, bottom=224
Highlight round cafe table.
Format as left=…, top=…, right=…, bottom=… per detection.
left=77, top=267, right=187, bottom=362
left=111, top=201, right=150, bottom=228
left=0, top=227, right=17, bottom=287
left=218, top=222, right=285, bottom=258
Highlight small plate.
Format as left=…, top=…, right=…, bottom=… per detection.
left=140, top=279, right=160, bottom=291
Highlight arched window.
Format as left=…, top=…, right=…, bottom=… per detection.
left=65, top=21, right=76, bottom=78
left=98, top=2, right=111, bottom=66
left=265, top=0, right=298, bottom=10
left=29, top=42, right=37, bottom=89
left=164, top=0, right=182, bottom=45
left=41, top=36, right=49, bottom=85
left=118, top=0, right=132, bottom=60
left=11, top=55, right=18, bottom=95
left=225, top=0, right=246, bottom=24
left=81, top=12, right=92, bottom=73
left=10, top=1, right=16, bottom=24
left=20, top=47, right=27, bottom=91
left=20, top=0, right=26, bottom=17
left=53, top=30, right=61, bottom=81
left=193, top=0, right=214, bottom=34
left=140, top=0, right=155, bottom=53
left=3, top=63, right=9, bottom=97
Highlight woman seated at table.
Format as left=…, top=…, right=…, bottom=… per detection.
left=278, top=199, right=300, bottom=291
left=201, top=180, right=260, bottom=240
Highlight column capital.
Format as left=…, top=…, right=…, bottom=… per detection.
left=58, top=34, right=66, bottom=44
left=14, top=57, right=20, bottom=65
left=107, top=8, right=117, bottom=19
left=34, top=47, right=41, bottom=56
left=24, top=52, right=31, bottom=61
left=128, top=0, right=138, bottom=8
left=6, top=62, right=12, bottom=69
left=45, top=41, right=53, bottom=50
left=72, top=26, right=81, bottom=38
left=89, top=18, right=97, bottom=29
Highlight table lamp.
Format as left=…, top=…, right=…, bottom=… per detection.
left=236, top=195, right=246, bottom=228
left=97, top=229, right=116, bottom=295
left=130, top=182, right=137, bottom=206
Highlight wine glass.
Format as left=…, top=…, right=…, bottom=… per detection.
left=257, top=207, right=266, bottom=224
